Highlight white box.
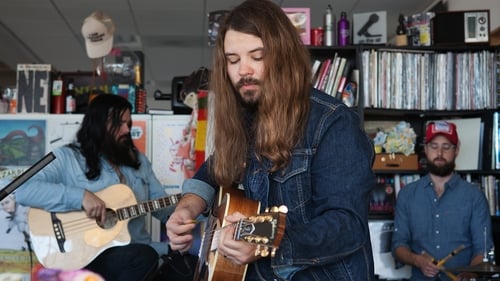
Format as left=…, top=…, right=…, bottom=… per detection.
left=353, top=11, right=387, bottom=45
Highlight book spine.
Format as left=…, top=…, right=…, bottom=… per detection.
left=336, top=59, right=353, bottom=99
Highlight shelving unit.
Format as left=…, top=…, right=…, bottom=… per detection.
left=308, top=44, right=500, bottom=268
left=308, top=44, right=500, bottom=169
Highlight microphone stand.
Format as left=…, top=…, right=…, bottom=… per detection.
left=0, top=152, right=55, bottom=201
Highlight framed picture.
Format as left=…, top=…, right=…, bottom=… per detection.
left=353, top=11, right=387, bottom=44
left=282, top=7, right=310, bottom=45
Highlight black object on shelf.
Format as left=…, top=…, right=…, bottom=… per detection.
left=171, top=76, right=192, bottom=115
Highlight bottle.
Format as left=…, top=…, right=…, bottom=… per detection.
left=134, top=62, right=147, bottom=114
left=323, top=5, right=335, bottom=46
left=65, top=78, right=76, bottom=113
left=337, top=11, right=350, bottom=46
left=51, top=74, right=65, bottom=114
left=395, top=14, right=408, bottom=46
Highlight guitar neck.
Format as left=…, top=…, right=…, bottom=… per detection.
left=116, top=193, right=182, bottom=220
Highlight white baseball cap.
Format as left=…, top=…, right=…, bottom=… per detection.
left=81, top=11, right=115, bottom=59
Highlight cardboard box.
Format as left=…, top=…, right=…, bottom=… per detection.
left=373, top=153, right=418, bottom=171
left=16, top=64, right=52, bottom=113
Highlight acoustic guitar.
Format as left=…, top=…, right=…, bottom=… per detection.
left=27, top=184, right=181, bottom=270
left=194, top=187, right=287, bottom=281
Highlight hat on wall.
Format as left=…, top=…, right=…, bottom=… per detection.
left=81, top=11, right=115, bottom=59
left=425, top=121, right=458, bottom=145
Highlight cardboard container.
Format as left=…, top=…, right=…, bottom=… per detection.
left=373, top=153, right=418, bottom=171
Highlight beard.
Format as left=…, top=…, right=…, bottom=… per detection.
left=235, top=76, right=261, bottom=109
left=102, top=133, right=139, bottom=168
left=426, top=157, right=455, bottom=177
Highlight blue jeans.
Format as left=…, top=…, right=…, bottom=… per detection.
left=85, top=244, right=159, bottom=281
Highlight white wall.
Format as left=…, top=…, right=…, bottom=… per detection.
left=447, top=0, right=500, bottom=31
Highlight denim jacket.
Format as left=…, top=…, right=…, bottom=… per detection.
left=184, top=89, right=376, bottom=280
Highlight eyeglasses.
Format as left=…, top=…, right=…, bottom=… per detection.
left=426, top=142, right=456, bottom=152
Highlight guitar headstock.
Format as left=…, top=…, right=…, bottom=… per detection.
left=233, top=205, right=287, bottom=258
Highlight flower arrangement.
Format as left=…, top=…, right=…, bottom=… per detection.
left=372, top=121, right=416, bottom=156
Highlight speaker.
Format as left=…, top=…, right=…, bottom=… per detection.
left=432, top=10, right=490, bottom=45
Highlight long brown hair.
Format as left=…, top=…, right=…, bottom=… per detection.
left=210, top=0, right=312, bottom=187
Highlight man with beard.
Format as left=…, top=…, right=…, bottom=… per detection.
left=16, top=94, right=173, bottom=280
left=392, top=121, right=493, bottom=281
left=166, top=0, right=376, bottom=280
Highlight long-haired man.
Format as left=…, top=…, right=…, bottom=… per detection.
left=167, top=0, right=376, bottom=280
left=17, top=94, right=174, bottom=280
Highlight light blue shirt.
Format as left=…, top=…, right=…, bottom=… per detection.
left=16, top=145, right=174, bottom=255
left=392, top=173, right=493, bottom=281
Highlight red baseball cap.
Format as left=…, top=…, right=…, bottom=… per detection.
left=425, top=121, right=458, bottom=145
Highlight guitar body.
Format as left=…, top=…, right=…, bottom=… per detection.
left=28, top=184, right=181, bottom=270
left=195, top=187, right=286, bottom=281
left=195, top=187, right=260, bottom=281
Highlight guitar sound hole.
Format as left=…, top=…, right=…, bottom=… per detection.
left=96, top=209, right=118, bottom=229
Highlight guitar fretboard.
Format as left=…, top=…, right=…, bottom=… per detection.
left=116, top=193, right=182, bottom=220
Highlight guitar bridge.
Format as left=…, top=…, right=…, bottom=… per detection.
left=50, top=212, right=66, bottom=253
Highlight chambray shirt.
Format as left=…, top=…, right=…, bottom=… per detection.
left=16, top=145, right=174, bottom=256
left=392, top=173, right=493, bottom=281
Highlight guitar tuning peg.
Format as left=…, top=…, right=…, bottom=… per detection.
left=255, top=245, right=262, bottom=256
left=261, top=237, right=269, bottom=244
left=261, top=247, right=270, bottom=257
left=271, top=248, right=277, bottom=257
left=248, top=216, right=257, bottom=223
left=264, top=215, right=273, bottom=221
left=265, top=207, right=270, bottom=212
left=257, top=216, right=265, bottom=223
left=270, top=206, right=279, bottom=213
left=278, top=205, right=288, bottom=213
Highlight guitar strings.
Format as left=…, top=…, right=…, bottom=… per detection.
left=199, top=221, right=245, bottom=253
left=58, top=217, right=106, bottom=233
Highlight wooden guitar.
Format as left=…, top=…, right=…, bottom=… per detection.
left=194, top=187, right=287, bottom=281
left=27, top=184, right=181, bottom=270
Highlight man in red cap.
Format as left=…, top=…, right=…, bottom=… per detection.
left=392, top=121, right=493, bottom=281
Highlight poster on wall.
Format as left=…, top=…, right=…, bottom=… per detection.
left=0, top=166, right=40, bottom=279
left=0, top=119, right=47, bottom=166
left=131, top=115, right=151, bottom=158
left=0, top=118, right=47, bottom=277
left=151, top=115, right=192, bottom=195
left=46, top=115, right=82, bottom=152
left=0, top=167, right=30, bottom=251
left=149, top=115, right=194, bottom=243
